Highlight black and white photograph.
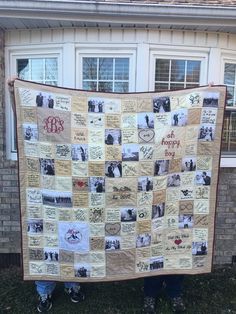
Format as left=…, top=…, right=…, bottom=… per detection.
left=105, top=129, right=122, bottom=145
left=153, top=96, right=171, bottom=113
left=136, top=233, right=151, bottom=248
left=72, top=144, right=88, bottom=161
left=137, top=112, right=154, bottom=129
left=179, top=214, right=194, bottom=228
left=88, top=97, right=105, bottom=113
left=154, top=160, right=169, bottom=176
left=171, top=108, right=188, bottom=126
left=105, top=236, right=121, bottom=250
left=44, top=248, right=59, bottom=262
left=75, top=264, right=91, bottom=277
left=39, top=158, right=55, bottom=176
left=150, top=256, right=164, bottom=270
left=42, top=190, right=72, bottom=207
left=121, top=207, right=137, bottom=222
left=203, top=92, right=219, bottom=108
left=36, top=91, right=54, bottom=108
left=89, top=177, right=105, bottom=193
left=192, top=242, right=208, bottom=255
left=23, top=123, right=38, bottom=141
left=198, top=124, right=215, bottom=141
left=122, top=144, right=139, bottom=161
left=152, top=203, right=165, bottom=219
left=167, top=173, right=181, bottom=187
left=138, top=176, right=153, bottom=192
left=27, top=219, right=43, bottom=233
left=181, top=157, right=196, bottom=172
left=195, top=171, right=211, bottom=186
left=105, top=161, right=122, bottom=177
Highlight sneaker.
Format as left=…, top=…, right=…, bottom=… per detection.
left=65, top=285, right=85, bottom=303
left=171, top=296, right=186, bottom=313
left=143, top=296, right=156, bottom=314
left=37, top=294, right=52, bottom=313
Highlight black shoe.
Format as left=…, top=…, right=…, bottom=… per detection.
left=143, top=296, right=156, bottom=314
left=171, top=296, right=186, bottom=313
left=65, top=286, right=85, bottom=303
left=37, top=295, right=52, bottom=313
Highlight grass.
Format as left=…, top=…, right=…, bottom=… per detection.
left=0, top=266, right=236, bottom=313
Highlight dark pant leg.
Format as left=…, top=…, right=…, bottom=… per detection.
left=164, top=275, right=185, bottom=298
left=144, top=276, right=164, bottom=298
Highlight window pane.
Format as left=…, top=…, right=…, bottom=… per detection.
left=83, top=81, right=97, bottom=91
left=155, top=83, right=168, bottom=92
left=222, top=111, right=236, bottom=153
left=99, top=58, right=113, bottom=80
left=226, top=86, right=235, bottom=106
left=17, top=59, right=29, bottom=79
left=45, top=59, right=58, bottom=82
left=186, top=83, right=200, bottom=89
left=186, top=61, right=201, bottom=82
left=115, top=58, right=129, bottom=80
left=155, top=59, right=169, bottom=81
left=98, top=82, right=113, bottom=92
left=31, top=59, right=44, bottom=81
left=170, top=83, right=184, bottom=90
left=224, top=63, right=236, bottom=85
left=83, top=58, right=97, bottom=80
left=114, top=82, right=129, bottom=93
left=171, top=60, right=185, bottom=82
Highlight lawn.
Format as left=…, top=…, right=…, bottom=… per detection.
left=0, top=266, right=236, bottom=314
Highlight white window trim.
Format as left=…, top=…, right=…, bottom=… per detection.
left=76, top=46, right=136, bottom=92
left=220, top=53, right=236, bottom=167
left=5, top=47, right=63, bottom=160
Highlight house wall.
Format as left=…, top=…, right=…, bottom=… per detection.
left=0, top=29, right=21, bottom=259
left=1, top=27, right=236, bottom=265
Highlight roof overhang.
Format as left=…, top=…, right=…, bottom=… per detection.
left=0, top=0, right=236, bottom=33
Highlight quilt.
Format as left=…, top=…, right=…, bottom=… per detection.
left=13, top=79, right=226, bottom=281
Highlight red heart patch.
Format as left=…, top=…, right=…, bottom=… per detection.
left=174, top=239, right=182, bottom=245
left=77, top=181, right=84, bottom=188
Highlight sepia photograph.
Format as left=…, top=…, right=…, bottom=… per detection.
left=153, top=96, right=171, bottom=113
left=154, top=160, right=169, bottom=176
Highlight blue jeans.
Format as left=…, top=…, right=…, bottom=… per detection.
left=144, top=275, right=184, bottom=299
left=35, top=281, right=80, bottom=297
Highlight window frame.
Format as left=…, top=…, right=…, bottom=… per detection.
left=220, top=55, right=236, bottom=165
left=5, top=48, right=62, bottom=160
left=76, top=46, right=136, bottom=92
left=149, top=48, right=208, bottom=90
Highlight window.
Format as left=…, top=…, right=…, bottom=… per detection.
left=155, top=59, right=201, bottom=92
left=82, top=57, right=129, bottom=92
left=8, top=56, right=59, bottom=156
left=222, top=62, right=236, bottom=154
left=17, top=58, right=58, bottom=85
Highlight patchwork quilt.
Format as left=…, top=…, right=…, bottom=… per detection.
left=13, top=79, right=226, bottom=281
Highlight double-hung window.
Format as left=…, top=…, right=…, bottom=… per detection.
left=82, top=57, right=130, bottom=92
left=222, top=62, right=236, bottom=155
left=7, top=55, right=59, bottom=159
left=154, top=58, right=201, bottom=92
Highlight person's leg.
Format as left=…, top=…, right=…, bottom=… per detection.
left=35, top=281, right=56, bottom=313
left=164, top=275, right=186, bottom=313
left=143, top=276, right=164, bottom=314
left=64, top=282, right=85, bottom=303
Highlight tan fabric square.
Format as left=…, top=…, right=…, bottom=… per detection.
left=72, top=177, right=89, bottom=192
left=59, top=250, right=74, bottom=264
left=55, top=160, right=72, bottom=176
left=105, top=114, right=121, bottom=128
left=90, top=237, right=105, bottom=251
left=88, top=162, right=105, bottom=176
left=22, top=107, right=37, bottom=123
left=153, top=190, right=166, bottom=204
left=73, top=192, right=88, bottom=207
left=106, top=250, right=135, bottom=276
left=38, top=108, right=71, bottom=143
left=179, top=200, right=194, bottom=214
left=139, top=162, right=154, bottom=176
left=169, top=158, right=182, bottom=173
left=188, top=108, right=201, bottom=125
left=71, top=96, right=87, bottom=112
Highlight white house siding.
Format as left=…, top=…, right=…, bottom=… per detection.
left=2, top=27, right=236, bottom=265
